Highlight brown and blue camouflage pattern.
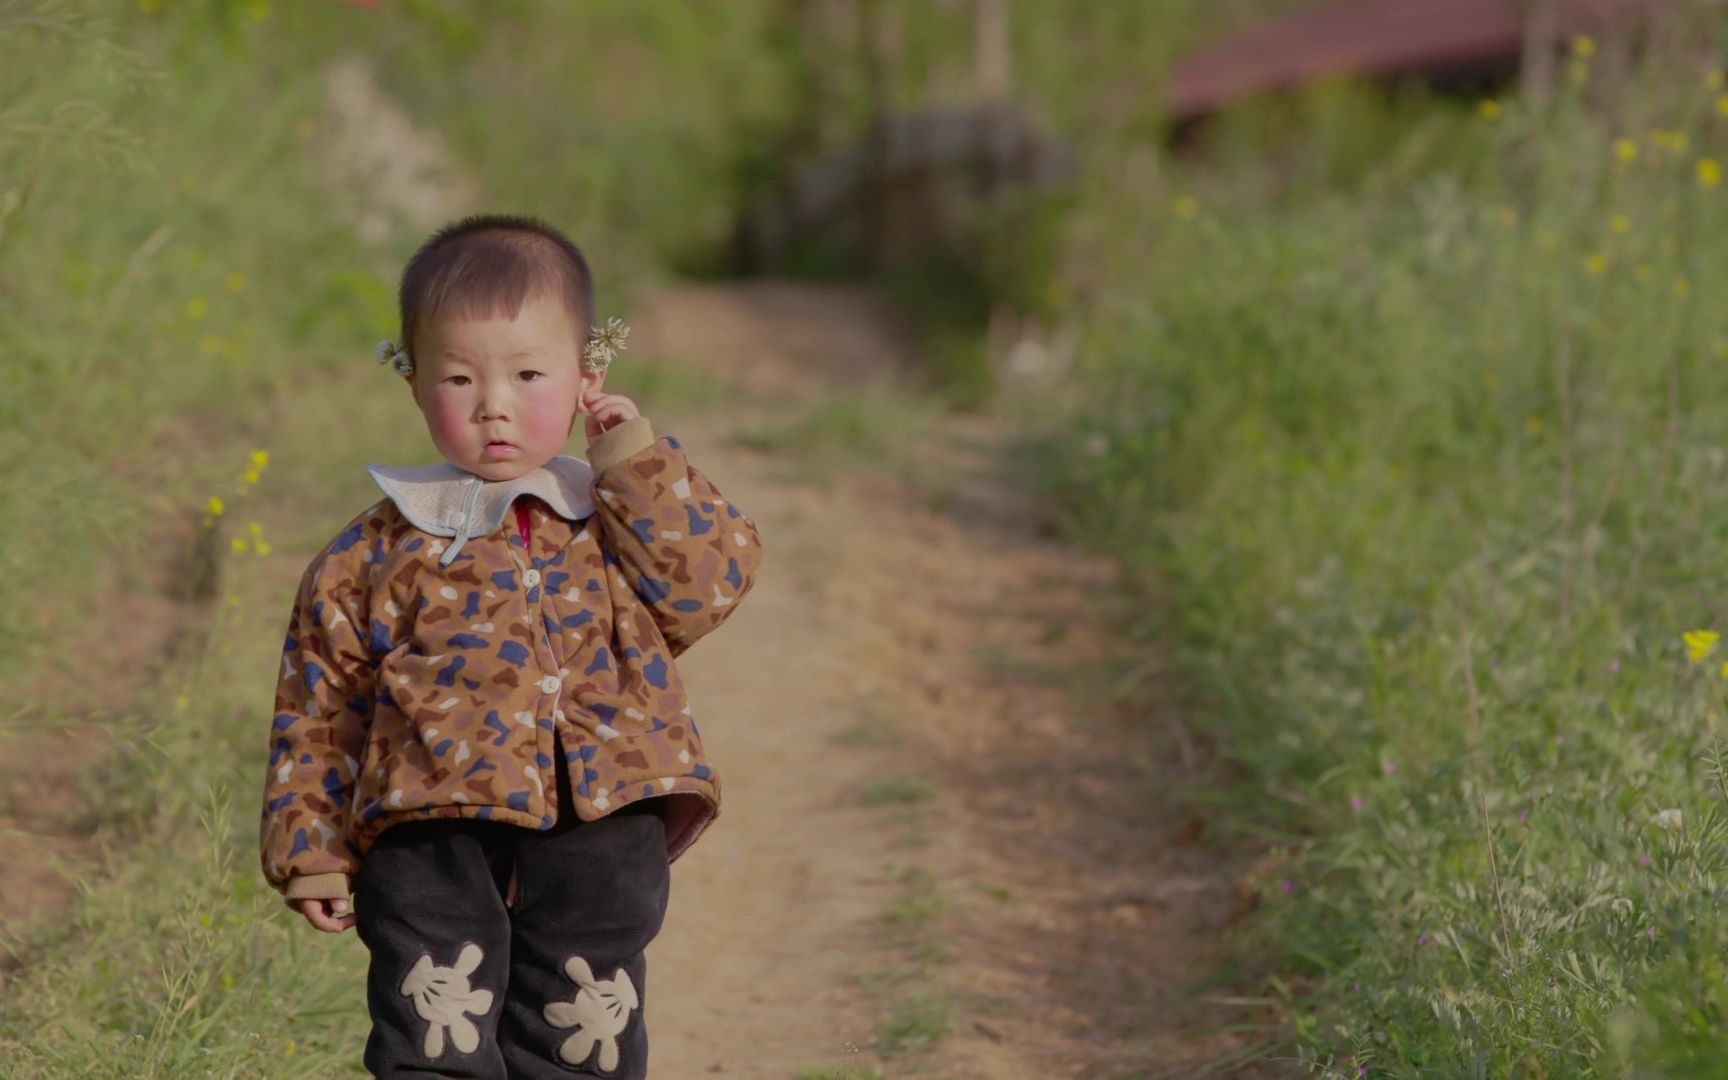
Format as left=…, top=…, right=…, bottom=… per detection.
left=259, top=418, right=763, bottom=902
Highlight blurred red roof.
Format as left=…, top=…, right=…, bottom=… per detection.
left=1167, top=0, right=1661, bottom=122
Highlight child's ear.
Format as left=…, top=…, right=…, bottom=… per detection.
left=578, top=367, right=606, bottom=403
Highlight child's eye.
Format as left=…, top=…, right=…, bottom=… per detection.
left=444, top=375, right=469, bottom=386
left=520, top=370, right=544, bottom=382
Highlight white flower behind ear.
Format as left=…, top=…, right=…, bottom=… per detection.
left=376, top=338, right=415, bottom=376
left=582, top=317, right=629, bottom=373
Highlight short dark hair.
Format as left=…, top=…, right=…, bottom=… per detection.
left=396, top=212, right=595, bottom=360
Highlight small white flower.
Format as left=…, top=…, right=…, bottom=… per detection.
left=1611, top=897, right=1633, bottom=917
left=1655, top=808, right=1685, bottom=832
left=583, top=317, right=629, bottom=373
left=376, top=338, right=414, bottom=376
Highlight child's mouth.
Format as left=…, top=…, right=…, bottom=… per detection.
left=484, top=441, right=518, bottom=458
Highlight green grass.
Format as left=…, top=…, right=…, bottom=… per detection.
left=730, top=391, right=944, bottom=484
left=795, top=1066, right=887, bottom=1080
left=879, top=991, right=953, bottom=1056
left=860, top=775, right=936, bottom=806
left=1007, top=18, right=1728, bottom=1075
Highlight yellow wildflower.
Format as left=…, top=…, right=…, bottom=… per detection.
left=1675, top=276, right=1692, bottom=297
left=226, top=272, right=248, bottom=293
left=227, top=594, right=241, bottom=608
left=186, top=296, right=209, bottom=321
left=1615, top=138, right=1639, bottom=165
left=244, top=467, right=261, bottom=485
left=199, top=333, right=223, bottom=356
left=248, top=521, right=263, bottom=537
left=1525, top=414, right=1545, bottom=436
left=250, top=449, right=270, bottom=469
left=1173, top=195, right=1199, bottom=221
left=1635, top=263, right=1652, bottom=282
left=1611, top=213, right=1631, bottom=234
left=1685, top=628, right=1721, bottom=662
left=1571, top=34, right=1597, bottom=59
left=207, top=495, right=225, bottom=517
left=231, top=537, right=248, bottom=554
left=247, top=0, right=268, bottom=19
left=1478, top=99, right=1502, bottom=121
left=1585, top=252, right=1609, bottom=276
left=256, top=541, right=273, bottom=556
left=1701, top=158, right=1723, bottom=188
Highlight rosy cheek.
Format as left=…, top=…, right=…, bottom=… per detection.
left=426, top=397, right=471, bottom=449
left=520, top=391, right=574, bottom=444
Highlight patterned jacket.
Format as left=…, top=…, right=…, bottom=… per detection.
left=258, top=416, right=764, bottom=904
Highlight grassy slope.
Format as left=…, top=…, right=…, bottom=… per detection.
left=1016, top=25, right=1728, bottom=1078
left=0, top=3, right=768, bottom=1073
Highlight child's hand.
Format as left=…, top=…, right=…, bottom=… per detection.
left=294, top=896, right=357, bottom=934
left=582, top=389, right=641, bottom=444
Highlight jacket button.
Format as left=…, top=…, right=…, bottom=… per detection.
left=539, top=675, right=560, bottom=694
left=523, top=569, right=541, bottom=588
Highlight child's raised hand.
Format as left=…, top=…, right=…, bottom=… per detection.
left=582, top=389, right=641, bottom=444
left=294, top=895, right=358, bottom=934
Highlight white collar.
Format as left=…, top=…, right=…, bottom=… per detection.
left=366, top=454, right=596, bottom=567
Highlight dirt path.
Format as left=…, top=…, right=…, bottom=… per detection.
left=0, top=278, right=1270, bottom=1075
left=634, top=283, right=1273, bottom=1078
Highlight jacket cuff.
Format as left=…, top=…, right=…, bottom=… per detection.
left=587, top=416, right=656, bottom=474
left=284, top=871, right=352, bottom=901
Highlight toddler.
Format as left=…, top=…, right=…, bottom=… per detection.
left=258, top=212, right=765, bottom=1078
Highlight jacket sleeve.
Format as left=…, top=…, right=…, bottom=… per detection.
left=587, top=415, right=765, bottom=657
left=259, top=535, right=376, bottom=905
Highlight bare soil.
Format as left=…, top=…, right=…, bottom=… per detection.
left=636, top=283, right=1282, bottom=1078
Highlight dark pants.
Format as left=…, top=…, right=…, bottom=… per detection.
left=354, top=738, right=670, bottom=1079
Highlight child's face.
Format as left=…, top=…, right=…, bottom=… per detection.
left=407, top=291, right=603, bottom=481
